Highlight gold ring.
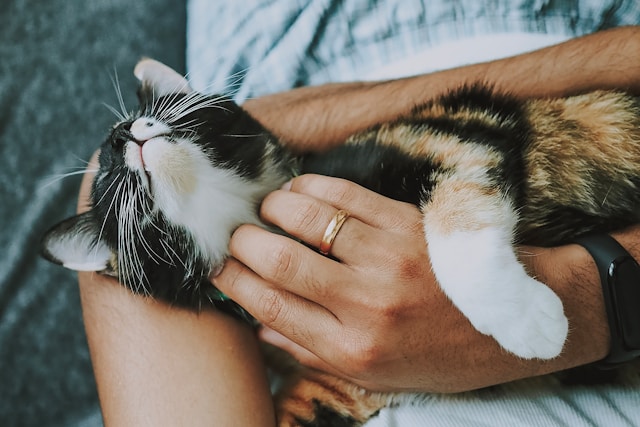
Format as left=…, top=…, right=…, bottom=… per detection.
left=319, top=209, right=350, bottom=255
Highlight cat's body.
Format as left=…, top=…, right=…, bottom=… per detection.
left=41, top=59, right=640, bottom=426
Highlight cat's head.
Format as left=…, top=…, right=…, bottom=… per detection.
left=41, top=59, right=293, bottom=307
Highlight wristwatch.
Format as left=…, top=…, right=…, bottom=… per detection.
left=574, top=234, right=640, bottom=367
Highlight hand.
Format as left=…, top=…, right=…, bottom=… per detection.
left=232, top=28, right=640, bottom=391
left=212, top=174, right=605, bottom=393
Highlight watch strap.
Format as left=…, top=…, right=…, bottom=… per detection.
left=574, top=234, right=640, bottom=367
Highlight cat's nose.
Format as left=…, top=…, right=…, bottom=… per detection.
left=130, top=117, right=170, bottom=143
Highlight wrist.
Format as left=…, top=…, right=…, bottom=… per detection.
left=574, top=233, right=640, bottom=367
left=519, top=243, right=610, bottom=367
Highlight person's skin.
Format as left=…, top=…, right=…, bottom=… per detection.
left=78, top=26, right=640, bottom=425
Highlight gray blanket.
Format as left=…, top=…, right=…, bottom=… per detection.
left=0, top=1, right=185, bottom=425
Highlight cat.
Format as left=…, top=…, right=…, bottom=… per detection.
left=41, top=58, right=640, bottom=426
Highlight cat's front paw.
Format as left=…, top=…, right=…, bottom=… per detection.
left=483, top=278, right=569, bottom=359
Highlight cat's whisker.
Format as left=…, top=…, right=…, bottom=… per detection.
left=134, top=203, right=156, bottom=295
left=128, top=181, right=152, bottom=295
left=123, top=200, right=144, bottom=293
left=159, top=92, right=212, bottom=123
left=221, top=133, right=267, bottom=138
left=158, top=90, right=207, bottom=119
left=222, top=70, right=248, bottom=94
left=601, top=185, right=613, bottom=207
left=110, top=68, right=130, bottom=120
left=94, top=173, right=122, bottom=208
left=121, top=179, right=141, bottom=291
left=102, top=102, right=127, bottom=121
left=174, top=118, right=201, bottom=131
left=516, top=248, right=541, bottom=258
left=159, top=93, right=231, bottom=124
left=40, top=168, right=100, bottom=190
left=168, top=102, right=232, bottom=124
left=68, top=154, right=93, bottom=166
left=160, top=238, right=187, bottom=270
left=152, top=87, right=177, bottom=120
left=153, top=92, right=187, bottom=122
left=170, top=73, right=196, bottom=98
left=94, top=179, right=122, bottom=268
left=89, top=176, right=123, bottom=270
left=197, top=64, right=252, bottom=99
left=134, top=206, right=171, bottom=267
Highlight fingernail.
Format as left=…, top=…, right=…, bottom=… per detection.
left=280, top=180, right=292, bottom=191
left=257, top=326, right=280, bottom=343
left=209, top=263, right=224, bottom=280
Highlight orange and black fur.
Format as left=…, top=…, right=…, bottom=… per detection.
left=41, top=60, right=640, bottom=426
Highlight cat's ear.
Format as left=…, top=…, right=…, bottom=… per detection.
left=40, top=211, right=112, bottom=272
left=134, top=58, right=194, bottom=98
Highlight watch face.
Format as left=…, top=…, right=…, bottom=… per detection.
left=609, top=256, right=640, bottom=350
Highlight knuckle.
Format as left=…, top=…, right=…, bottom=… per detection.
left=387, top=250, right=428, bottom=283
left=264, top=240, right=297, bottom=283
left=295, top=174, right=355, bottom=207
left=306, top=275, right=330, bottom=300
left=398, top=254, right=426, bottom=281
left=289, top=198, right=323, bottom=233
left=369, top=295, right=403, bottom=324
left=340, top=336, right=382, bottom=374
left=324, top=179, right=355, bottom=206
left=257, top=289, right=286, bottom=326
left=354, top=288, right=405, bottom=326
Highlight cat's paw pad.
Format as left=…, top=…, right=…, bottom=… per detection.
left=488, top=279, right=568, bottom=359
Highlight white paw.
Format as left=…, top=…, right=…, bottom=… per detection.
left=473, top=278, right=569, bottom=359
left=425, top=226, right=569, bottom=360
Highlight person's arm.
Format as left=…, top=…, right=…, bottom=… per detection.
left=213, top=175, right=616, bottom=393
left=213, top=27, right=640, bottom=393
left=244, top=26, right=640, bottom=151
left=77, top=155, right=275, bottom=426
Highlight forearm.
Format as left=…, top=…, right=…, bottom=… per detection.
left=79, top=274, right=275, bottom=427
left=244, top=26, right=640, bottom=150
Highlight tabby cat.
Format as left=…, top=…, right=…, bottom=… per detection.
left=41, top=59, right=640, bottom=426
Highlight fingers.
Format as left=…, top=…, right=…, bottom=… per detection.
left=212, top=257, right=341, bottom=352
left=260, top=190, right=381, bottom=263
left=225, top=174, right=427, bottom=303
left=285, top=174, right=422, bottom=233
left=228, top=224, right=358, bottom=302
